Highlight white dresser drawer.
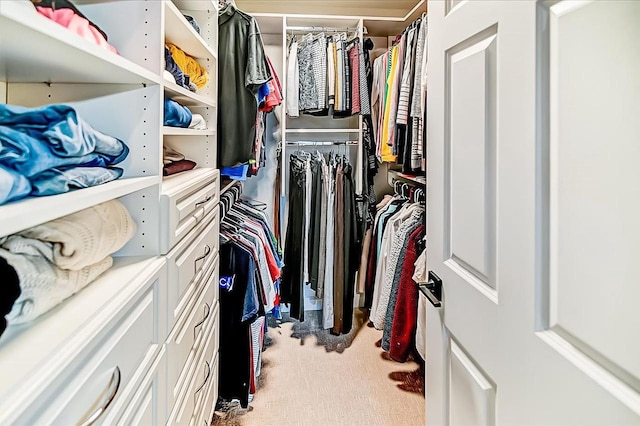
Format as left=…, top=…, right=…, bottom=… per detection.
left=1, top=258, right=168, bottom=426
left=167, top=314, right=218, bottom=426
left=160, top=168, right=219, bottom=254
left=101, top=346, right=168, bottom=426
left=166, top=211, right=218, bottom=329
left=193, top=353, right=219, bottom=426
left=167, top=255, right=219, bottom=408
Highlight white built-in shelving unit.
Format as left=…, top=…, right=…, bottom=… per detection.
left=0, top=0, right=220, bottom=424
left=250, top=14, right=366, bottom=197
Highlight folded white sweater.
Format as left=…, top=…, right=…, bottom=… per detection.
left=1, top=248, right=112, bottom=324
left=2, top=199, right=135, bottom=271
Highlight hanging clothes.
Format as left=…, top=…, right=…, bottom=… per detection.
left=218, top=4, right=272, bottom=167
left=281, top=151, right=361, bottom=335
left=218, top=183, right=282, bottom=408
left=364, top=184, right=426, bottom=362
left=286, top=40, right=300, bottom=117
left=371, top=17, right=428, bottom=174
left=285, top=32, right=370, bottom=120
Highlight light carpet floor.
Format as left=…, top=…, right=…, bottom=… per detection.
left=214, top=311, right=425, bottom=426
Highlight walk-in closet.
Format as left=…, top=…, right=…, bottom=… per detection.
left=1, top=0, right=639, bottom=425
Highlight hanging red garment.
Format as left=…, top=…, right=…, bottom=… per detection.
left=389, top=224, right=424, bottom=362
left=259, top=57, right=283, bottom=112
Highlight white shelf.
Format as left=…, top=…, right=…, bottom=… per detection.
left=162, top=168, right=217, bottom=194
left=0, top=256, right=165, bottom=406
left=164, top=1, right=217, bottom=61
left=164, top=81, right=216, bottom=108
left=220, top=179, right=240, bottom=195
left=0, top=176, right=157, bottom=238
left=163, top=126, right=215, bottom=136
left=172, top=0, right=217, bottom=12
left=0, top=1, right=160, bottom=85
left=388, top=169, right=426, bottom=186
left=285, top=128, right=361, bottom=134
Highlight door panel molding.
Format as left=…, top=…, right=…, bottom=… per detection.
left=445, top=0, right=467, bottom=16
left=536, top=0, right=640, bottom=414
left=444, top=24, right=498, bottom=303
left=537, top=330, right=640, bottom=416
left=448, top=337, right=496, bottom=426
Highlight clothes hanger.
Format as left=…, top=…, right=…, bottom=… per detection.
left=240, top=197, right=268, bottom=210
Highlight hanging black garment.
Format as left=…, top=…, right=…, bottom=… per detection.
left=363, top=116, right=378, bottom=225
left=309, top=158, right=323, bottom=291
left=402, top=118, right=416, bottom=174
left=218, top=243, right=254, bottom=408
left=341, top=164, right=360, bottom=333
left=218, top=5, right=272, bottom=167
left=364, top=38, right=374, bottom=95
left=280, top=156, right=306, bottom=321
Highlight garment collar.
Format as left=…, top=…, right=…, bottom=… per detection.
left=218, top=3, right=236, bottom=26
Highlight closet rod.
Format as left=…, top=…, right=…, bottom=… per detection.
left=286, top=26, right=358, bottom=33
left=286, top=140, right=358, bottom=146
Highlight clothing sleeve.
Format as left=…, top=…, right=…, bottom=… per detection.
left=245, top=19, right=272, bottom=94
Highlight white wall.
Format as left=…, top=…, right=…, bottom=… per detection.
left=241, top=43, right=284, bottom=229
left=0, top=81, right=6, bottom=104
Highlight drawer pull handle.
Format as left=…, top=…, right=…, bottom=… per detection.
left=78, top=366, right=121, bottom=426
left=194, top=361, right=212, bottom=397
left=194, top=302, right=211, bottom=339
left=195, top=195, right=212, bottom=208
left=193, top=244, right=211, bottom=275
left=194, top=245, right=212, bottom=273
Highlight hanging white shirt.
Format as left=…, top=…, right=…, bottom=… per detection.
left=286, top=40, right=300, bottom=117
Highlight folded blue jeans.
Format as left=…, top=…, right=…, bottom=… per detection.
left=0, top=104, right=129, bottom=177
left=164, top=99, right=193, bottom=128
left=0, top=165, right=32, bottom=204
left=30, top=166, right=124, bottom=196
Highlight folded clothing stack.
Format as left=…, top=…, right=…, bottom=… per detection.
left=0, top=104, right=129, bottom=205
left=165, top=43, right=209, bottom=93
left=31, top=0, right=118, bottom=54
left=163, top=145, right=196, bottom=176
left=0, top=199, right=136, bottom=337
left=164, top=99, right=207, bottom=130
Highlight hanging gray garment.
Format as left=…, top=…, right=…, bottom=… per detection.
left=298, top=38, right=319, bottom=111
left=358, top=40, right=371, bottom=116
left=396, top=27, right=416, bottom=125
left=310, top=34, right=327, bottom=111
left=410, top=20, right=427, bottom=118
left=335, top=39, right=345, bottom=111
left=323, top=161, right=336, bottom=329
left=317, top=155, right=329, bottom=299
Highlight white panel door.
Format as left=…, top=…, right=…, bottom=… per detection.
left=426, top=0, right=640, bottom=424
